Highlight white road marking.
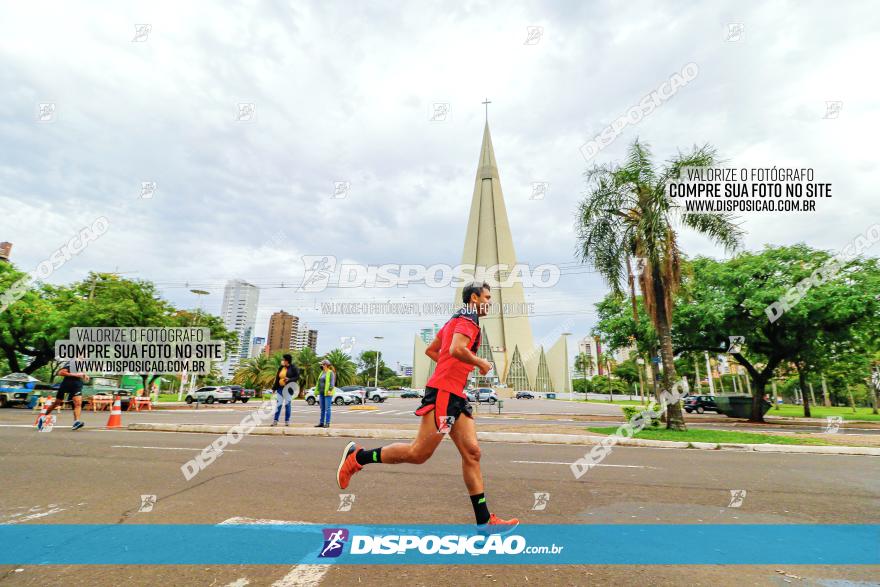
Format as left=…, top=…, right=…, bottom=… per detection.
left=219, top=517, right=329, bottom=587
left=152, top=409, right=237, bottom=413
left=3, top=507, right=66, bottom=524
left=0, top=424, right=36, bottom=428
left=111, top=445, right=240, bottom=452
left=512, top=460, right=655, bottom=469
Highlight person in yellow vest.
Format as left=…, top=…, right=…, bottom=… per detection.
left=315, top=359, right=336, bottom=428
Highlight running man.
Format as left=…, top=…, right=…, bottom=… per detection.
left=39, top=362, right=89, bottom=431
left=335, top=282, right=518, bottom=529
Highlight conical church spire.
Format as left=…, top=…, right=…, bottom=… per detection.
left=477, top=122, right=499, bottom=181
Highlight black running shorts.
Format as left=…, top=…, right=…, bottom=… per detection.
left=415, top=386, right=473, bottom=432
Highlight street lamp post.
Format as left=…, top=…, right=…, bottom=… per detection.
left=373, top=336, right=384, bottom=387
left=704, top=351, right=715, bottom=396
left=182, top=289, right=210, bottom=401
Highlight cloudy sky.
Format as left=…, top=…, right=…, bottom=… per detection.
left=2, top=0, right=878, bottom=368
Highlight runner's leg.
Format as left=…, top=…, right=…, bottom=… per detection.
left=364, top=411, right=444, bottom=464
left=448, top=413, right=483, bottom=494
left=44, top=392, right=63, bottom=416
left=72, top=395, right=82, bottom=422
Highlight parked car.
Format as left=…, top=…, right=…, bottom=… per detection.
left=185, top=385, right=234, bottom=404
left=515, top=391, right=535, bottom=399
left=469, top=388, right=498, bottom=404
left=683, top=394, right=719, bottom=414
left=362, top=386, right=389, bottom=403
left=304, top=387, right=360, bottom=406
left=339, top=385, right=368, bottom=403
left=226, top=385, right=255, bottom=403
left=0, top=373, right=40, bottom=408
left=400, top=389, right=424, bottom=399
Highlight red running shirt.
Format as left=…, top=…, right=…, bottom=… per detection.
left=426, top=315, right=481, bottom=397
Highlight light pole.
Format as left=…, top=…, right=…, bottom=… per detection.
left=181, top=289, right=210, bottom=401
left=373, top=336, right=384, bottom=387
left=561, top=332, right=573, bottom=401
left=704, top=351, right=715, bottom=396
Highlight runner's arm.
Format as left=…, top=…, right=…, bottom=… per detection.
left=58, top=367, right=89, bottom=380
left=425, top=336, right=441, bottom=362
left=449, top=333, right=491, bottom=374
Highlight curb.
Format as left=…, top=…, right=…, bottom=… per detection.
left=125, top=423, right=880, bottom=456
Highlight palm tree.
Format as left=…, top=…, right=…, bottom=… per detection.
left=232, top=354, right=277, bottom=390
left=574, top=352, right=593, bottom=389
left=294, top=347, right=321, bottom=397
left=324, top=348, right=357, bottom=386
left=575, top=139, right=743, bottom=430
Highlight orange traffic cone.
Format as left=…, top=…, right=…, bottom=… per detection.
left=106, top=395, right=123, bottom=428
left=34, top=398, right=53, bottom=426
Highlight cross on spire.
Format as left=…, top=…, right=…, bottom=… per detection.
left=482, top=98, right=492, bottom=122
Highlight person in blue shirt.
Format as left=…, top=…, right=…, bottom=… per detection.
left=315, top=359, right=335, bottom=428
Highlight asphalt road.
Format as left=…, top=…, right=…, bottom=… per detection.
left=4, top=397, right=877, bottom=436
left=0, top=420, right=878, bottom=586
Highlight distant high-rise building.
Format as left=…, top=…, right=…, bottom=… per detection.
left=267, top=311, right=299, bottom=354
left=219, top=279, right=260, bottom=379
left=577, top=337, right=600, bottom=377
left=266, top=311, right=317, bottom=354
left=291, top=324, right=318, bottom=353
left=251, top=336, right=266, bottom=358
left=419, top=324, right=439, bottom=344
left=397, top=363, right=413, bottom=377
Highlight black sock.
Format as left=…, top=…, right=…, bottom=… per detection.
left=355, top=448, right=382, bottom=466
left=470, top=492, right=490, bottom=525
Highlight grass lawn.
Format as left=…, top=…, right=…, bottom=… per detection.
left=586, top=399, right=645, bottom=406
left=586, top=426, right=832, bottom=445
left=768, top=404, right=880, bottom=422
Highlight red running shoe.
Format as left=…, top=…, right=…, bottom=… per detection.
left=477, top=513, right=520, bottom=534
left=336, top=441, right=363, bottom=490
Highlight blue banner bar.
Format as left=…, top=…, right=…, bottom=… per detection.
left=0, top=524, right=876, bottom=565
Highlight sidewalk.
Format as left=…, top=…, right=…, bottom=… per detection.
left=127, top=422, right=880, bottom=457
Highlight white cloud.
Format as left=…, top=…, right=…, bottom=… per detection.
left=1, top=0, right=877, bottom=366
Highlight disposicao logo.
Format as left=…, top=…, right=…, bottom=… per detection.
left=319, top=528, right=349, bottom=558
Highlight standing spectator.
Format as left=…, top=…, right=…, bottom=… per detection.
left=315, top=359, right=335, bottom=428
left=271, top=354, right=299, bottom=427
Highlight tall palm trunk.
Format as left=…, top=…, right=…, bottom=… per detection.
left=651, top=267, right=686, bottom=430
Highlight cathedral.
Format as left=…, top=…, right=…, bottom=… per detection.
left=411, top=122, right=570, bottom=395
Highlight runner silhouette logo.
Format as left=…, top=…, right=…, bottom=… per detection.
left=319, top=528, right=349, bottom=558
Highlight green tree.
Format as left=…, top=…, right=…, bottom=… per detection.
left=232, top=354, right=277, bottom=390
left=574, top=352, right=594, bottom=380
left=0, top=263, right=79, bottom=374
left=294, top=348, right=321, bottom=396
left=673, top=247, right=879, bottom=421
left=324, top=349, right=357, bottom=386
left=613, top=360, right=640, bottom=387
left=357, top=350, right=395, bottom=385
left=575, top=140, right=743, bottom=429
